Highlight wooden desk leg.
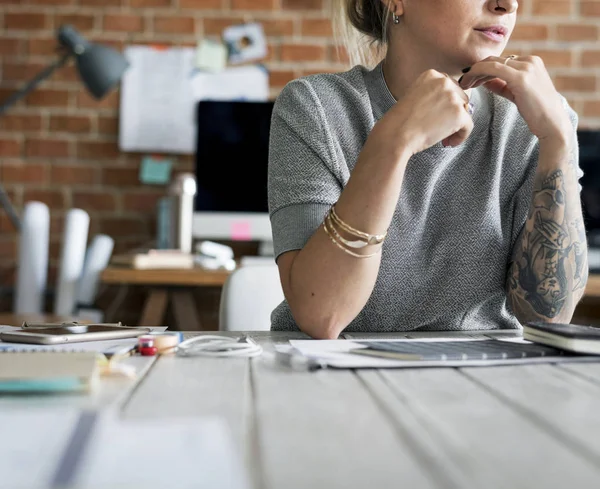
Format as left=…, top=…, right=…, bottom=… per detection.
left=139, top=288, right=168, bottom=326
left=171, top=289, right=203, bottom=331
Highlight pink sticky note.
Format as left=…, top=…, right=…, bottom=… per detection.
left=231, top=221, right=251, bottom=241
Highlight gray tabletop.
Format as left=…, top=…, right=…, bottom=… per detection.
left=3, top=330, right=600, bottom=489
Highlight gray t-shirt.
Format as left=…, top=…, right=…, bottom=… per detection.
left=267, top=61, right=579, bottom=332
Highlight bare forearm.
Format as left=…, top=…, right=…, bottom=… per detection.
left=287, top=144, right=410, bottom=339
left=507, top=138, right=588, bottom=324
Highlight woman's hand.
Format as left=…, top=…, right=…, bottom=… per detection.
left=372, top=69, right=475, bottom=157
left=458, top=55, right=572, bottom=143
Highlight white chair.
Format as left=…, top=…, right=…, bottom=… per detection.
left=219, top=264, right=285, bottom=331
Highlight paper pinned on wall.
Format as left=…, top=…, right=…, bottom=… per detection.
left=191, top=65, right=269, bottom=102
left=119, top=45, right=197, bottom=154
left=222, top=22, right=267, bottom=65
left=195, top=39, right=228, bottom=72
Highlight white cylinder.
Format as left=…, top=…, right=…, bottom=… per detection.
left=77, top=234, right=114, bottom=307
left=14, top=201, right=50, bottom=314
left=54, top=208, right=90, bottom=316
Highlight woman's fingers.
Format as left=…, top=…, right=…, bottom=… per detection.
left=458, top=56, right=521, bottom=89
left=482, top=78, right=515, bottom=101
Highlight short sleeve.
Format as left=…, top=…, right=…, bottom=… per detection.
left=268, top=79, right=342, bottom=260
left=510, top=101, right=584, bottom=249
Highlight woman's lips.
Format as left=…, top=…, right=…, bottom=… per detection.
left=475, top=29, right=506, bottom=42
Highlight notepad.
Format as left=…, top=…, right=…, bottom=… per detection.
left=0, top=352, right=100, bottom=393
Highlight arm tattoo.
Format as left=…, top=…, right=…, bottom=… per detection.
left=508, top=168, right=587, bottom=320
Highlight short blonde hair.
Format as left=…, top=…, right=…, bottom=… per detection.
left=332, top=0, right=393, bottom=68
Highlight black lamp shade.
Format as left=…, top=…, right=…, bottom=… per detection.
left=58, top=24, right=129, bottom=100
left=76, top=44, right=129, bottom=99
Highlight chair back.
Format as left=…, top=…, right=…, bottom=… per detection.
left=219, top=264, right=284, bottom=331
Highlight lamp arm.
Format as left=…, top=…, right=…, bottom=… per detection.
left=0, top=53, right=72, bottom=116
left=0, top=53, right=72, bottom=231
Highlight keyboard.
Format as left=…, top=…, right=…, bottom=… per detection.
left=357, top=339, right=569, bottom=361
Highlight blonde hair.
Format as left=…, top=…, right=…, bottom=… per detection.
left=332, top=0, right=393, bottom=68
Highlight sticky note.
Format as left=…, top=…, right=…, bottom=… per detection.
left=139, top=156, right=173, bottom=185
left=231, top=221, right=251, bottom=241
left=195, top=39, right=228, bottom=72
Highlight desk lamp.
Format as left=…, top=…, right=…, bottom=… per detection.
left=0, top=25, right=129, bottom=231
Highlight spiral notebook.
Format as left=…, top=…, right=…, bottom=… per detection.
left=0, top=352, right=99, bottom=393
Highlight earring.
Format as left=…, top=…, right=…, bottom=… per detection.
left=393, top=13, right=400, bottom=24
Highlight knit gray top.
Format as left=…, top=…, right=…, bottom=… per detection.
left=268, top=61, right=579, bottom=333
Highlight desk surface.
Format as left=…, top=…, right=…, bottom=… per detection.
left=3, top=330, right=600, bottom=488
left=100, top=266, right=230, bottom=286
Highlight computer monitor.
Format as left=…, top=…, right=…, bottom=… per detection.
left=192, top=100, right=274, bottom=252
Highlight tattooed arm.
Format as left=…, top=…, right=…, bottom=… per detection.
left=507, top=138, right=588, bottom=323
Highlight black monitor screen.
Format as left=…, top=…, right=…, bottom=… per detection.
left=579, top=130, right=600, bottom=246
left=195, top=100, right=274, bottom=214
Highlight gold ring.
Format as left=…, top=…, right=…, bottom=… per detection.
left=464, top=101, right=474, bottom=116
left=504, top=54, right=517, bottom=65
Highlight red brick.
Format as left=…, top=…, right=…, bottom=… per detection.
left=329, top=45, right=349, bottom=63
left=202, top=16, right=245, bottom=36
left=231, top=0, right=277, bottom=9
left=582, top=100, right=600, bottom=117
left=22, top=189, right=66, bottom=209
left=54, top=14, right=96, bottom=32
left=130, top=0, right=172, bottom=6
left=0, top=138, right=23, bottom=157
left=581, top=2, right=600, bottom=16
left=0, top=238, right=17, bottom=260
left=25, top=138, right=71, bottom=158
left=554, top=75, right=596, bottom=92
left=99, top=216, right=147, bottom=236
left=26, top=89, right=70, bottom=109
left=77, top=141, right=120, bottom=160
left=154, top=16, right=196, bottom=34
left=103, top=14, right=144, bottom=32
left=2, top=61, right=46, bottom=81
left=511, top=24, right=549, bottom=41
left=281, top=43, right=326, bottom=62
left=54, top=65, right=80, bottom=83
left=98, top=116, right=119, bottom=135
left=80, top=0, right=125, bottom=5
left=301, top=18, right=333, bottom=37
left=0, top=162, right=47, bottom=184
left=582, top=50, right=600, bottom=66
left=27, top=37, right=57, bottom=56
left=531, top=49, right=573, bottom=68
left=123, top=191, right=165, bottom=212
left=0, top=38, right=24, bottom=56
left=49, top=115, right=93, bottom=133
left=0, top=114, right=43, bottom=132
left=26, top=0, right=76, bottom=4
left=51, top=165, right=97, bottom=185
left=260, top=19, right=295, bottom=37
left=73, top=192, right=117, bottom=211
left=556, top=25, right=598, bottom=41
left=4, top=13, right=49, bottom=31
left=283, top=0, right=322, bottom=9
left=269, top=69, right=296, bottom=87
left=180, top=0, right=223, bottom=7
left=102, top=167, right=140, bottom=186
left=532, top=0, right=571, bottom=15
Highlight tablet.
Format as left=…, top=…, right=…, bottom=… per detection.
left=523, top=322, right=600, bottom=355
left=0, top=325, right=151, bottom=345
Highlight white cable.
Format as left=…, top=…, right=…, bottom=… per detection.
left=175, top=335, right=263, bottom=358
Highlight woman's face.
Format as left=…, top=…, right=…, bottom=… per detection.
left=394, top=0, right=518, bottom=68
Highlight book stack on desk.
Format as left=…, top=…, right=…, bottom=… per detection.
left=110, top=249, right=194, bottom=270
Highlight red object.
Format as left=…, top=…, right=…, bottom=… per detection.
left=138, top=336, right=154, bottom=348
left=139, top=346, right=158, bottom=356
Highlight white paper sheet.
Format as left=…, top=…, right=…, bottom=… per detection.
left=191, top=65, right=269, bottom=102
left=288, top=339, right=600, bottom=369
left=119, top=45, right=197, bottom=154
left=73, top=415, right=250, bottom=489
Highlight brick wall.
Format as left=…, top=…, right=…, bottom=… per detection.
left=0, top=0, right=599, bottom=316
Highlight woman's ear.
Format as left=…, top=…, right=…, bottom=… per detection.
left=380, top=0, right=405, bottom=16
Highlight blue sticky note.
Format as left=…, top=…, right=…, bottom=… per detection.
left=139, top=156, right=173, bottom=185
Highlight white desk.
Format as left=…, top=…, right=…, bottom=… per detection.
left=3, top=330, right=600, bottom=488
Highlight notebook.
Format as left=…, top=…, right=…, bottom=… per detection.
left=523, top=322, right=600, bottom=355
left=0, top=352, right=100, bottom=393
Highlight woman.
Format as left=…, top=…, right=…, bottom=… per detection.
left=267, top=0, right=588, bottom=339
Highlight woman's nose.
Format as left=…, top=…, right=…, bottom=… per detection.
left=490, top=0, right=518, bottom=14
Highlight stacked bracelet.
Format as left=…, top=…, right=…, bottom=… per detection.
left=322, top=205, right=386, bottom=258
